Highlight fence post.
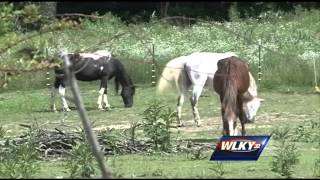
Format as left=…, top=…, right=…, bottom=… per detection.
left=314, top=58, right=320, bottom=92
left=46, top=71, right=51, bottom=87
left=151, top=43, right=156, bottom=86
left=258, top=39, right=262, bottom=84
left=63, top=55, right=112, bottom=178
left=45, top=46, right=52, bottom=110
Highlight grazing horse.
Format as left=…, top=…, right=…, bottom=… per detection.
left=157, top=52, right=263, bottom=127
left=213, top=57, right=252, bottom=136
left=51, top=50, right=135, bottom=112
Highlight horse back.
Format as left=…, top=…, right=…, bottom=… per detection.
left=214, top=56, right=250, bottom=95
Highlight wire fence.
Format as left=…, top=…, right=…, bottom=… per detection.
left=0, top=14, right=319, bottom=92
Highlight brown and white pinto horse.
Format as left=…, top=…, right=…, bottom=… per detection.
left=157, top=52, right=264, bottom=128
left=213, top=56, right=253, bottom=136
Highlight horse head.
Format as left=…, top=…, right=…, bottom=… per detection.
left=121, top=86, right=135, bottom=108
left=242, top=72, right=264, bottom=123
left=243, top=95, right=264, bottom=123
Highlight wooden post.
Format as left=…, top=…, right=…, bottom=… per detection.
left=258, top=39, right=262, bottom=84
left=45, top=46, right=50, bottom=88
left=151, top=43, right=156, bottom=86
left=46, top=71, right=51, bottom=87
left=314, top=58, right=320, bottom=92
left=63, top=55, right=112, bottom=179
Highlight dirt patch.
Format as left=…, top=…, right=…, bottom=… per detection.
left=93, top=112, right=310, bottom=134
left=93, top=123, right=131, bottom=131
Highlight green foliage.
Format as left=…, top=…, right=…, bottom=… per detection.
left=189, top=147, right=206, bottom=160
left=314, top=158, right=320, bottom=177
left=125, top=120, right=141, bottom=146
left=0, top=127, right=40, bottom=178
left=99, top=128, right=125, bottom=154
left=271, top=126, right=291, bottom=141
left=14, top=4, right=42, bottom=32
left=0, top=126, right=6, bottom=138
left=292, top=119, right=320, bottom=143
left=141, top=101, right=177, bottom=151
left=64, top=130, right=96, bottom=178
left=0, top=3, right=16, bottom=35
left=271, top=120, right=320, bottom=144
left=270, top=125, right=302, bottom=178
left=228, top=2, right=241, bottom=22
left=110, top=155, right=124, bottom=178
left=271, top=141, right=300, bottom=178
left=209, top=162, right=225, bottom=178
left=1, top=6, right=320, bottom=90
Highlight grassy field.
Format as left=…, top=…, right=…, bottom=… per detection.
left=0, top=82, right=319, bottom=178
left=0, top=4, right=320, bottom=178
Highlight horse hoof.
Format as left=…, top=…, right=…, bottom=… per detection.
left=64, top=108, right=71, bottom=112
left=105, top=107, right=111, bottom=111
left=98, top=108, right=105, bottom=111
left=177, top=123, right=185, bottom=127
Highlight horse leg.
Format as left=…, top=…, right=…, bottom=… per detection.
left=97, top=88, right=105, bottom=110
left=176, top=74, right=190, bottom=127
left=237, top=95, right=246, bottom=136
left=222, top=109, right=228, bottom=136
left=51, top=77, right=61, bottom=112
left=97, top=77, right=108, bottom=110
left=50, top=86, right=57, bottom=112
left=58, top=85, right=71, bottom=112
left=224, top=109, right=237, bottom=136
left=177, top=93, right=186, bottom=127
left=233, top=119, right=238, bottom=136
left=103, top=93, right=111, bottom=111
left=190, top=85, right=203, bottom=127
left=227, top=118, right=237, bottom=136
left=240, top=120, right=246, bottom=136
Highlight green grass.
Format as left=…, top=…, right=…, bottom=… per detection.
left=0, top=83, right=319, bottom=178
left=1, top=4, right=319, bottom=178
left=34, top=144, right=319, bottom=179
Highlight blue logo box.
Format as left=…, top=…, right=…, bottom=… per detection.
left=210, top=136, right=271, bottom=161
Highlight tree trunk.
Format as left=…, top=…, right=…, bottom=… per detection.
left=160, top=2, right=170, bottom=17
left=39, top=2, right=57, bottom=20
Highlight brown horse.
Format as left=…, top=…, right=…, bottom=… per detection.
left=213, top=56, right=251, bottom=136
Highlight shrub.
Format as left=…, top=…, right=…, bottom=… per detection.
left=271, top=141, right=300, bottom=178
left=141, top=101, right=176, bottom=151
left=0, top=127, right=40, bottom=178
left=65, top=130, right=96, bottom=178
left=314, top=158, right=320, bottom=177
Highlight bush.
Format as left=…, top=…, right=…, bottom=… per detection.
left=270, top=126, right=291, bottom=141
left=0, top=126, right=6, bottom=138
left=64, top=130, right=96, bottom=178
left=271, top=141, right=300, bottom=178
left=0, top=127, right=40, bottom=178
left=141, top=101, right=177, bottom=151
left=314, top=158, right=320, bottom=177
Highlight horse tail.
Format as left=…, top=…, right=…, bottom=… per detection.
left=222, top=61, right=238, bottom=116
left=157, top=58, right=186, bottom=93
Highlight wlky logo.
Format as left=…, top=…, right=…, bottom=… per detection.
left=210, top=136, right=271, bottom=161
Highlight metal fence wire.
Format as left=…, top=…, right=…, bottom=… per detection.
left=0, top=15, right=319, bottom=92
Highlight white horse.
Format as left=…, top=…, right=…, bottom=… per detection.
left=157, top=52, right=264, bottom=127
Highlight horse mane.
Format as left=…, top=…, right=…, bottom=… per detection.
left=112, top=58, right=135, bottom=92
left=242, top=72, right=257, bottom=102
